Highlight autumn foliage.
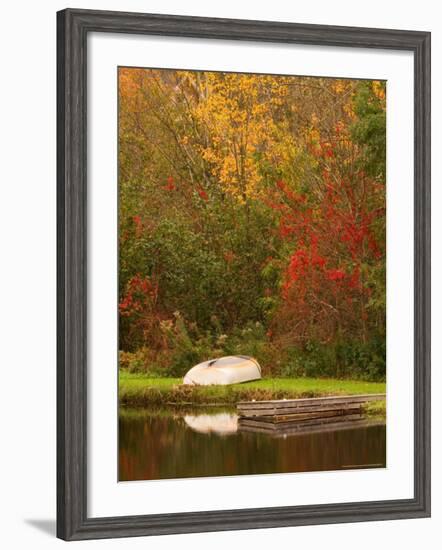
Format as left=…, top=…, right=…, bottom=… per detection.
left=118, top=69, right=386, bottom=380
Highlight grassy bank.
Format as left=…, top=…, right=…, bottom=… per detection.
left=119, top=372, right=386, bottom=410
left=361, top=399, right=387, bottom=419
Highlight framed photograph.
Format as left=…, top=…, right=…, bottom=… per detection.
left=57, top=8, right=431, bottom=541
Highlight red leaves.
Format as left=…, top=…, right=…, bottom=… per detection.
left=163, top=176, right=176, bottom=191
left=132, top=215, right=143, bottom=237
left=282, top=247, right=327, bottom=299
left=223, top=250, right=235, bottom=263
left=348, top=266, right=361, bottom=289
left=119, top=293, right=133, bottom=315
left=272, top=159, right=383, bottom=328
left=287, top=249, right=309, bottom=282
left=119, top=274, right=158, bottom=318
left=198, top=189, right=209, bottom=201
left=279, top=222, right=293, bottom=238
left=326, top=269, right=345, bottom=281
left=276, top=180, right=307, bottom=206
left=334, top=121, right=344, bottom=134
left=312, top=254, right=326, bottom=268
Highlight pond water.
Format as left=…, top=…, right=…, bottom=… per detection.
left=119, top=407, right=386, bottom=481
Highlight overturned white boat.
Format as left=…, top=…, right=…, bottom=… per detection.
left=183, top=355, right=261, bottom=386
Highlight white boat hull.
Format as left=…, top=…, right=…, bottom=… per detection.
left=183, top=355, right=261, bottom=386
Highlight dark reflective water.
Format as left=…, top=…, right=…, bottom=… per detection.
left=119, top=408, right=386, bottom=481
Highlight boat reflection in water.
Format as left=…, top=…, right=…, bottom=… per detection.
left=184, top=412, right=238, bottom=435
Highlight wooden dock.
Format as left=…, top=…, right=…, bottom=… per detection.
left=237, top=394, right=385, bottom=435
left=239, top=418, right=385, bottom=438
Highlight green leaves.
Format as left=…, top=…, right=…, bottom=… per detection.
left=351, top=81, right=387, bottom=180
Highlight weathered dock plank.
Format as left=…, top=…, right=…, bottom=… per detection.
left=261, top=408, right=361, bottom=424
left=237, top=393, right=385, bottom=412
left=238, top=401, right=363, bottom=418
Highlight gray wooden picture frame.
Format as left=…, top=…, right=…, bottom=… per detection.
left=57, top=8, right=431, bottom=541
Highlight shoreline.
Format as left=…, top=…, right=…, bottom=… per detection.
left=119, top=373, right=386, bottom=417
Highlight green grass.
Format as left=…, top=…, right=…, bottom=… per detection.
left=362, top=399, right=387, bottom=418
left=119, top=371, right=386, bottom=408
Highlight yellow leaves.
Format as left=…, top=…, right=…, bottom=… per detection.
left=343, top=101, right=356, bottom=120
left=191, top=72, right=283, bottom=201
left=332, top=80, right=346, bottom=94
left=372, top=80, right=386, bottom=102
left=309, top=127, right=321, bottom=144
left=119, top=67, right=143, bottom=98
left=201, top=148, right=217, bottom=164
left=119, top=67, right=379, bottom=208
